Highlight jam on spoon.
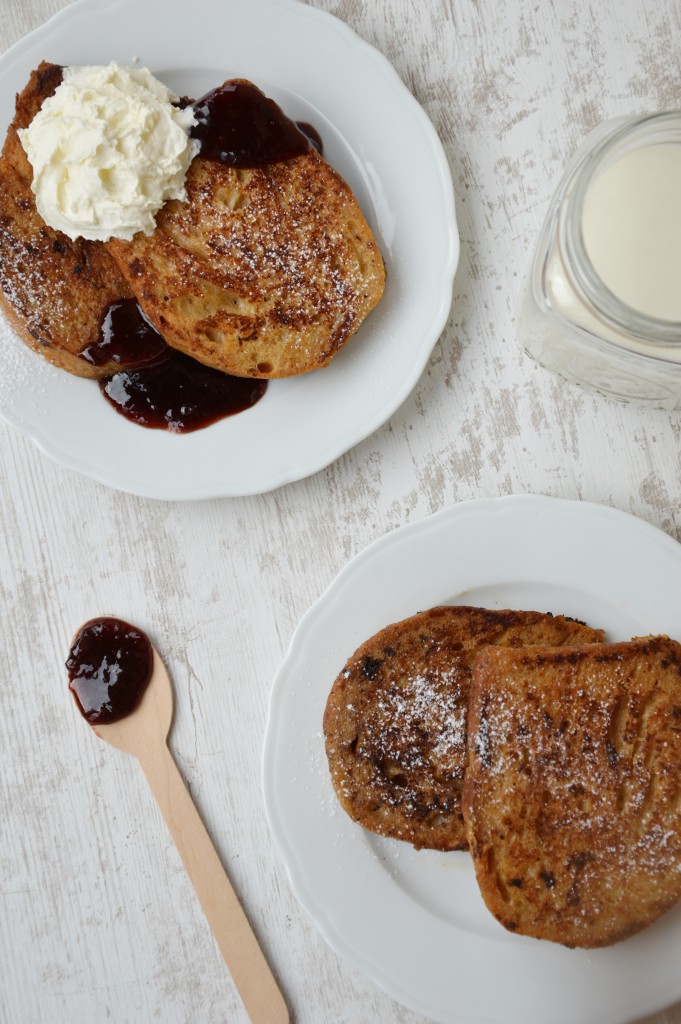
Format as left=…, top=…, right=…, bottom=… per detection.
left=66, top=616, right=153, bottom=724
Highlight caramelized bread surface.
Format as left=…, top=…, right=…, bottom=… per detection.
left=106, top=100, right=385, bottom=379
left=464, top=636, right=681, bottom=947
left=323, top=606, right=605, bottom=851
left=0, top=62, right=131, bottom=378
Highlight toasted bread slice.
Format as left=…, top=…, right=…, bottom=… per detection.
left=464, top=636, right=681, bottom=947
left=323, top=606, right=604, bottom=851
left=106, top=84, right=385, bottom=379
left=0, top=62, right=132, bottom=378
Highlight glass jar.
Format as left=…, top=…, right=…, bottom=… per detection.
left=518, top=112, right=681, bottom=409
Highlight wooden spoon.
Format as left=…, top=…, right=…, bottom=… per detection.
left=90, top=646, right=289, bottom=1024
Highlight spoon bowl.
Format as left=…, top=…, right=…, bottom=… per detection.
left=91, top=647, right=173, bottom=754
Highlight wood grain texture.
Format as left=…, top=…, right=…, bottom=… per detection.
left=1, top=1, right=681, bottom=1022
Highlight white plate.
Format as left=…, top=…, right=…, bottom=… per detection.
left=0, top=0, right=458, bottom=499
left=263, top=494, right=681, bottom=1024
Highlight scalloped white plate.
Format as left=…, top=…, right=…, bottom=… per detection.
left=0, top=0, right=457, bottom=499
left=263, top=495, right=681, bottom=1024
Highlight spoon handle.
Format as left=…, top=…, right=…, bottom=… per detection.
left=138, top=743, right=289, bottom=1024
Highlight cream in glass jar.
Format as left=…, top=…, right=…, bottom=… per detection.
left=518, top=112, right=681, bottom=409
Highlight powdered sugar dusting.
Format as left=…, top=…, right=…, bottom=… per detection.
left=368, top=665, right=467, bottom=776
left=124, top=146, right=385, bottom=375
left=468, top=637, right=681, bottom=945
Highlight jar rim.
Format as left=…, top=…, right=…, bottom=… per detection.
left=564, top=110, right=681, bottom=346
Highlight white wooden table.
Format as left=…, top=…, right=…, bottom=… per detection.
left=2, top=1, right=681, bottom=1022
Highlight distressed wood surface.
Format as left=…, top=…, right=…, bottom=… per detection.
left=1, top=1, right=681, bottom=1022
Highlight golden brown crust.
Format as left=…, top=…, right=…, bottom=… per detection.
left=106, top=97, right=385, bottom=378
left=323, top=606, right=604, bottom=851
left=464, top=636, right=681, bottom=948
left=0, top=62, right=131, bottom=378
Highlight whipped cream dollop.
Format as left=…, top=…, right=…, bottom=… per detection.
left=19, top=62, right=198, bottom=242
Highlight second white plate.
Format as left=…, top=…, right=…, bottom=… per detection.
left=0, top=0, right=458, bottom=499
left=263, top=494, right=681, bottom=1024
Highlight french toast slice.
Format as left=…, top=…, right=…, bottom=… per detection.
left=106, top=84, right=385, bottom=379
left=323, top=606, right=604, bottom=851
left=464, top=636, right=681, bottom=947
left=0, top=62, right=132, bottom=378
